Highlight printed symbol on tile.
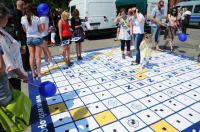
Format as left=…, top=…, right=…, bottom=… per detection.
left=167, top=90, right=177, bottom=96
left=48, top=103, right=67, bottom=115
left=127, top=119, right=139, bottom=128
left=151, top=120, right=179, bottom=132
left=134, top=73, right=148, bottom=80
left=131, top=103, right=143, bottom=111
left=94, top=111, right=116, bottom=126
left=69, top=107, right=91, bottom=121
left=108, top=100, right=118, bottom=108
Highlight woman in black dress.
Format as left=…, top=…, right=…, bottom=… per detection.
left=71, top=9, right=85, bottom=60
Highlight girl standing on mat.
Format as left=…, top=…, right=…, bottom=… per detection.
left=114, top=8, right=131, bottom=59
left=71, top=9, right=85, bottom=61
left=40, top=14, right=54, bottom=66
left=21, top=4, right=44, bottom=78
left=58, top=11, right=73, bottom=66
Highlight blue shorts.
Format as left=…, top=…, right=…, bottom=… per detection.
left=27, top=37, right=43, bottom=46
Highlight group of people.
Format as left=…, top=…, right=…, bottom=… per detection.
left=0, top=0, right=85, bottom=110
left=114, top=0, right=191, bottom=68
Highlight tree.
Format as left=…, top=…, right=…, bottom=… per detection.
left=32, top=0, right=71, bottom=10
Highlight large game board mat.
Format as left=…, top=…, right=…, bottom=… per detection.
left=29, top=47, right=200, bottom=132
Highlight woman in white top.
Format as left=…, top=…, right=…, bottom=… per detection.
left=130, top=8, right=145, bottom=65
left=21, top=4, right=44, bottom=78
left=164, top=8, right=178, bottom=51
left=114, top=8, right=131, bottom=59
left=0, top=3, right=27, bottom=91
left=40, top=15, right=53, bottom=66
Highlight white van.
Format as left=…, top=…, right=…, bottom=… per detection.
left=176, top=0, right=200, bottom=26
left=68, top=0, right=117, bottom=36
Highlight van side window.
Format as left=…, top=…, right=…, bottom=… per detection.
left=194, top=5, right=200, bottom=13
left=182, top=6, right=193, bottom=12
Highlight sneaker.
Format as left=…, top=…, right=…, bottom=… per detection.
left=128, top=53, right=132, bottom=58
left=77, top=56, right=83, bottom=61
left=67, top=62, right=74, bottom=67
left=122, top=54, right=125, bottom=59
left=131, top=61, right=139, bottom=65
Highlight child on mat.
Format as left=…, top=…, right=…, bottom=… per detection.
left=139, top=33, right=152, bottom=68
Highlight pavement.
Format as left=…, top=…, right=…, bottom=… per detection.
left=22, top=28, right=200, bottom=132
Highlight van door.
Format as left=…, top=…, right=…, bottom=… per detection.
left=87, top=0, right=116, bottom=30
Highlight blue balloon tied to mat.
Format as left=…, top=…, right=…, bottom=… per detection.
left=37, top=3, right=49, bottom=16
left=178, top=33, right=187, bottom=42
left=39, top=81, right=56, bottom=97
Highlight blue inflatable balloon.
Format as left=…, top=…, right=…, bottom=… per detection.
left=37, top=3, right=49, bottom=16
left=39, top=81, right=56, bottom=97
left=178, top=33, right=187, bottom=42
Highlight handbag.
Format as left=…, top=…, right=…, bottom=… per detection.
left=73, top=27, right=85, bottom=43
left=0, top=88, right=31, bottom=132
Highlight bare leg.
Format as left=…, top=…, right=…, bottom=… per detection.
left=35, top=46, right=42, bottom=77
left=62, top=46, right=67, bottom=63
left=66, top=45, right=70, bottom=63
left=28, top=46, right=36, bottom=77
left=42, top=41, right=53, bottom=64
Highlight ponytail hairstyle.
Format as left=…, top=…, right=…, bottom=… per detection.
left=24, top=3, right=34, bottom=25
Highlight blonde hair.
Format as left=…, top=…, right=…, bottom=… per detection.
left=61, top=11, right=69, bottom=20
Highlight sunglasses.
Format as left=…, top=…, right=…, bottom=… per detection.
left=160, top=4, right=164, bottom=7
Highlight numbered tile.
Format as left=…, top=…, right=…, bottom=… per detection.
left=95, top=90, right=113, bottom=100
left=179, top=108, right=200, bottom=123
left=126, top=100, right=147, bottom=113
left=87, top=101, right=107, bottom=115
left=111, top=105, right=132, bottom=119
left=117, top=93, right=136, bottom=104
left=65, top=98, right=84, bottom=110
left=55, top=122, right=78, bottom=132
left=165, top=114, right=192, bottom=131
left=108, top=87, right=126, bottom=96
left=140, top=96, right=160, bottom=108
left=163, top=99, right=186, bottom=112
left=75, top=116, right=99, bottom=131
left=151, top=104, right=174, bottom=118
left=81, top=94, right=99, bottom=105
left=120, top=115, right=147, bottom=131
left=102, top=121, right=128, bottom=132
left=137, top=109, right=161, bottom=125
left=51, top=111, right=73, bottom=127
left=89, top=85, right=106, bottom=93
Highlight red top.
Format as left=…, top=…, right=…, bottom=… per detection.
left=60, top=19, right=72, bottom=38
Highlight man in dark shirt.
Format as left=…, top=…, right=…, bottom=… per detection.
left=13, top=0, right=30, bottom=71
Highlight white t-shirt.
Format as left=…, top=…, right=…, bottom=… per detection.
left=118, top=16, right=131, bottom=40
left=40, top=16, right=49, bottom=37
left=131, top=13, right=145, bottom=34
left=21, top=15, right=42, bottom=38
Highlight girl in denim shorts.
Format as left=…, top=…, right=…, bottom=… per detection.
left=21, top=4, right=44, bottom=78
